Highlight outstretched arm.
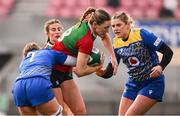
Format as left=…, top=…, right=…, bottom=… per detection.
left=100, top=33, right=118, bottom=75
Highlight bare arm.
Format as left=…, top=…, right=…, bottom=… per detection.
left=73, top=52, right=103, bottom=77
left=100, top=33, right=118, bottom=75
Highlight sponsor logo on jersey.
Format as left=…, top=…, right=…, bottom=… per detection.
left=128, top=56, right=140, bottom=66
left=149, top=90, right=153, bottom=95
left=154, top=37, right=161, bottom=46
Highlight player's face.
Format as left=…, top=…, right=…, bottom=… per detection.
left=47, top=23, right=63, bottom=44
left=94, top=20, right=111, bottom=37
left=111, top=19, right=130, bottom=38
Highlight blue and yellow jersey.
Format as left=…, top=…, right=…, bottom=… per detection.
left=114, top=28, right=164, bottom=81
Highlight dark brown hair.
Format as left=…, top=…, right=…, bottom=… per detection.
left=78, top=7, right=111, bottom=27
left=78, top=7, right=96, bottom=27
left=89, top=8, right=111, bottom=25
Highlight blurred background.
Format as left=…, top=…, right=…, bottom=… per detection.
left=0, top=0, right=180, bottom=115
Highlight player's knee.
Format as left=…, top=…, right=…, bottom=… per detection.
left=39, top=105, right=63, bottom=115
left=74, top=106, right=86, bottom=115
left=53, top=105, right=63, bottom=116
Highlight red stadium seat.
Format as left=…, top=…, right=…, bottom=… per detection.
left=145, top=7, right=160, bottom=19
left=174, top=8, right=180, bottom=19
left=148, top=0, right=163, bottom=10
left=73, top=7, right=85, bottom=19
left=48, top=0, right=64, bottom=8
left=131, top=8, right=145, bottom=19
left=117, top=6, right=131, bottom=14
left=78, top=0, right=91, bottom=8
left=0, top=0, right=14, bottom=16
left=1, top=0, right=14, bottom=9
left=0, top=5, right=8, bottom=16
left=93, top=0, right=107, bottom=7
left=64, top=0, right=77, bottom=8
left=45, top=6, right=58, bottom=17
left=120, top=0, right=134, bottom=8
left=136, top=0, right=148, bottom=9
left=58, top=6, right=73, bottom=19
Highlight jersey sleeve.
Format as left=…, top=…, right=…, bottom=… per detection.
left=51, top=50, right=68, bottom=64
left=78, top=39, right=93, bottom=54
left=140, top=29, right=164, bottom=51
left=76, top=31, right=93, bottom=55
left=52, top=50, right=76, bottom=66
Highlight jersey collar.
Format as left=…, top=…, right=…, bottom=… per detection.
left=45, top=42, right=53, bottom=49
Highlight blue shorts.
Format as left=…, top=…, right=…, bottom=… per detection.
left=12, top=77, right=54, bottom=107
left=123, top=74, right=165, bottom=102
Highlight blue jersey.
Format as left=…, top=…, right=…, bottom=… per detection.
left=114, top=28, right=164, bottom=81
left=17, top=49, right=76, bottom=81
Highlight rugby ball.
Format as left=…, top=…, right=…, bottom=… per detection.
left=88, top=47, right=101, bottom=66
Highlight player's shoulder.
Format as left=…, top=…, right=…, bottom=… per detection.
left=139, top=28, right=153, bottom=36
left=132, top=27, right=149, bottom=36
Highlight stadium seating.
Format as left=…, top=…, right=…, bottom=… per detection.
left=174, top=8, right=180, bottom=19
left=148, top=0, right=163, bottom=10
left=93, top=0, right=107, bottom=7
left=146, top=7, right=160, bottom=19
left=0, top=0, right=14, bottom=16
left=135, top=0, right=148, bottom=9
left=45, top=0, right=167, bottom=20
left=120, top=0, right=134, bottom=9
left=78, top=0, right=90, bottom=8
left=130, top=8, right=145, bottom=19
left=58, top=6, right=73, bottom=19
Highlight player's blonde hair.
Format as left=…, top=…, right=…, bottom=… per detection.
left=112, top=12, right=134, bottom=27
left=22, top=42, right=40, bottom=58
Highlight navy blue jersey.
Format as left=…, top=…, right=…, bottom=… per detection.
left=17, top=49, right=76, bottom=81
left=114, top=28, right=164, bottom=81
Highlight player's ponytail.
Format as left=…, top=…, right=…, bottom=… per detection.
left=89, top=8, right=111, bottom=25
left=78, top=7, right=96, bottom=27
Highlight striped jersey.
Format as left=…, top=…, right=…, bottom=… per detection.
left=114, top=28, right=164, bottom=81
left=52, top=21, right=97, bottom=72
left=17, top=49, right=75, bottom=81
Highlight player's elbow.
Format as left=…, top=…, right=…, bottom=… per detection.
left=169, top=48, right=174, bottom=58
left=75, top=72, right=84, bottom=77
left=74, top=69, right=86, bottom=77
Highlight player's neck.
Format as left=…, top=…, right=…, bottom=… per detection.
left=122, top=30, right=131, bottom=41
